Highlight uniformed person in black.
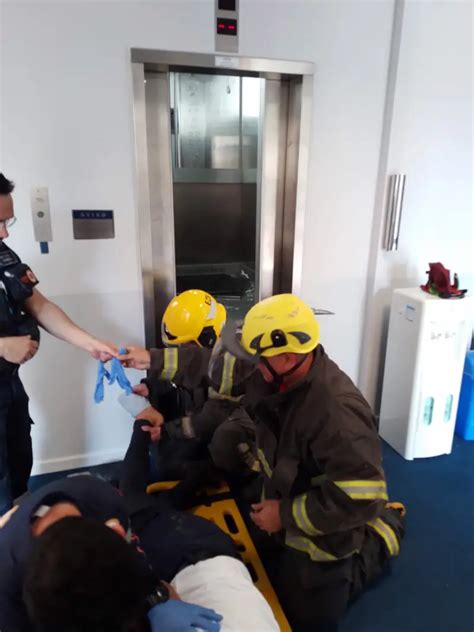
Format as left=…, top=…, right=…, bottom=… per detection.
left=0, top=174, right=117, bottom=515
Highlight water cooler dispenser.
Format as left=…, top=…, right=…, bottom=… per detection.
left=379, top=288, right=472, bottom=460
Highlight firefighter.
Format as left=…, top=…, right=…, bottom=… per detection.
left=236, top=294, right=404, bottom=630
left=121, top=293, right=404, bottom=632
left=131, top=289, right=258, bottom=478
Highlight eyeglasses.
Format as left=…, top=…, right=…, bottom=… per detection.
left=0, top=217, right=17, bottom=229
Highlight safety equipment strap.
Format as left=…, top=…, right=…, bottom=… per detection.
left=261, top=354, right=309, bottom=387
left=257, top=448, right=273, bottom=479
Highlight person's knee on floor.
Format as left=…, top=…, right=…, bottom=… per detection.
left=209, top=418, right=259, bottom=476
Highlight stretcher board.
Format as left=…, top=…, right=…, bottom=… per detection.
left=193, top=498, right=291, bottom=631
left=147, top=482, right=291, bottom=631
left=147, top=480, right=231, bottom=496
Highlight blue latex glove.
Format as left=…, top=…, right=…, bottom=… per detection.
left=94, top=362, right=111, bottom=403
left=148, top=599, right=223, bottom=632
left=94, top=347, right=132, bottom=403
left=108, top=347, right=133, bottom=395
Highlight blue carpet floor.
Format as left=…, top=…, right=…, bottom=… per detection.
left=5, top=437, right=474, bottom=632
left=342, top=437, right=474, bottom=632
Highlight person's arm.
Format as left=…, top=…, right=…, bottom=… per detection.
left=120, top=419, right=156, bottom=499
left=119, top=346, right=212, bottom=390
left=24, top=288, right=117, bottom=360
left=279, top=398, right=387, bottom=536
left=0, top=506, right=18, bottom=529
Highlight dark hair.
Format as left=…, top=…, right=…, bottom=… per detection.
left=23, top=517, right=154, bottom=632
left=0, top=174, right=14, bottom=195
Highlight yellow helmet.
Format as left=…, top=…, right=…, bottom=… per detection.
left=241, top=294, right=320, bottom=357
left=162, top=289, right=226, bottom=348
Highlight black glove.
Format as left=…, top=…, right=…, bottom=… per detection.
left=141, top=378, right=187, bottom=421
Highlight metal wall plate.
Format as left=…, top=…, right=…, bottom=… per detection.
left=72, top=210, right=115, bottom=240
left=131, top=49, right=314, bottom=78
left=30, top=187, right=53, bottom=242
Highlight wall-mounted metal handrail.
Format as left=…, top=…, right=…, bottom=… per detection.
left=383, top=174, right=406, bottom=251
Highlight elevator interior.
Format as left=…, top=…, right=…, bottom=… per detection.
left=132, top=50, right=313, bottom=347
left=170, top=71, right=260, bottom=319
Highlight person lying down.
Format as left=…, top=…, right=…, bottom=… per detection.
left=0, top=403, right=279, bottom=632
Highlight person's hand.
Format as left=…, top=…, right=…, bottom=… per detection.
left=161, top=581, right=180, bottom=601
left=87, top=338, right=118, bottom=362
left=148, top=599, right=222, bottom=631
left=133, top=383, right=150, bottom=397
left=0, top=336, right=39, bottom=364
left=118, top=346, right=151, bottom=370
left=250, top=500, right=282, bottom=534
left=137, top=406, right=164, bottom=443
left=0, top=505, right=18, bottom=529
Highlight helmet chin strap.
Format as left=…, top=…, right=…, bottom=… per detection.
left=262, top=355, right=309, bottom=387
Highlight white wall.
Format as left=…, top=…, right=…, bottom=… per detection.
left=0, top=0, right=394, bottom=472
left=240, top=0, right=395, bottom=380
left=359, top=0, right=474, bottom=410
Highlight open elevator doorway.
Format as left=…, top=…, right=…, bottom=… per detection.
left=170, top=71, right=261, bottom=321
left=132, top=50, right=313, bottom=348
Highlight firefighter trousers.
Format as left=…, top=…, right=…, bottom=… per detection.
left=273, top=524, right=396, bottom=632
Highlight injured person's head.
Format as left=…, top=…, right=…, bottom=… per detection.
left=23, top=516, right=154, bottom=632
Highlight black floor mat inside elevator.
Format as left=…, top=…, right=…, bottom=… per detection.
left=177, top=273, right=249, bottom=297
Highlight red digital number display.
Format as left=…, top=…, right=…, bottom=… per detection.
left=216, top=18, right=238, bottom=36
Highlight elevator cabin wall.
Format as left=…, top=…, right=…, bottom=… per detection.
left=171, top=72, right=260, bottom=315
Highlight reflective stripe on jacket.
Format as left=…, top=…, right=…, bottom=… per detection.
left=150, top=346, right=246, bottom=398
left=150, top=344, right=402, bottom=561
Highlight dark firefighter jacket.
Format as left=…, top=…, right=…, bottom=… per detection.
left=148, top=346, right=245, bottom=442
left=149, top=345, right=402, bottom=563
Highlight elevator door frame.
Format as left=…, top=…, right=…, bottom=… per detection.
left=131, top=49, right=314, bottom=348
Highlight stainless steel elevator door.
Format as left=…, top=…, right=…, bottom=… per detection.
left=170, top=72, right=263, bottom=320
left=132, top=51, right=313, bottom=348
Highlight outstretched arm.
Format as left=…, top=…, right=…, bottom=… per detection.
left=24, top=288, right=117, bottom=361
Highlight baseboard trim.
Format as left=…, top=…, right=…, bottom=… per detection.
left=31, top=450, right=124, bottom=476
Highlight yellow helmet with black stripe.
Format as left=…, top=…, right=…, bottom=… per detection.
left=241, top=294, right=320, bottom=357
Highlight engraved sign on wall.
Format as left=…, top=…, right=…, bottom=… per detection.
left=72, top=210, right=115, bottom=240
